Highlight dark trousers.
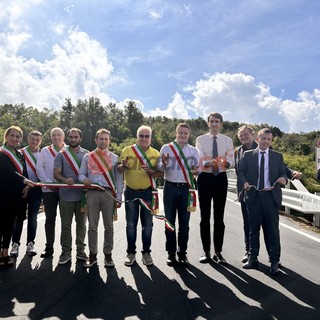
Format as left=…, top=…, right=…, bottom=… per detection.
left=163, top=182, right=190, bottom=255
left=240, top=201, right=250, bottom=252
left=42, top=191, right=60, bottom=249
left=247, top=191, right=281, bottom=262
left=12, top=187, right=43, bottom=245
left=124, top=187, right=153, bottom=254
left=197, top=172, right=228, bottom=253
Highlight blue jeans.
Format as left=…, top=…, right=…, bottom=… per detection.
left=125, top=187, right=153, bottom=254
left=12, top=187, right=43, bottom=245
left=164, top=182, right=190, bottom=255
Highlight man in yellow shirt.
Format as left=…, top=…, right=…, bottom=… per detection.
left=118, top=125, right=163, bottom=266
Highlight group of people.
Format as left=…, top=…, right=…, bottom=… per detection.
left=0, top=112, right=302, bottom=275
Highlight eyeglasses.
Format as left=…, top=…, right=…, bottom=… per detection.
left=138, top=134, right=150, bottom=139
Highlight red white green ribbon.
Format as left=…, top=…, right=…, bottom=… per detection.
left=15, top=171, right=174, bottom=231
left=131, top=144, right=159, bottom=214
left=136, top=196, right=174, bottom=231
left=0, top=145, right=24, bottom=174
left=61, top=147, right=81, bottom=176
left=169, top=142, right=197, bottom=212
left=21, top=146, right=38, bottom=178
left=90, top=149, right=116, bottom=197
left=48, top=144, right=60, bottom=158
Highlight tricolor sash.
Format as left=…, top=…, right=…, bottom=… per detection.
left=90, top=149, right=116, bottom=196
left=48, top=144, right=60, bottom=158
left=62, top=146, right=87, bottom=212
left=21, top=147, right=38, bottom=178
left=0, top=145, right=24, bottom=175
left=131, top=144, right=159, bottom=214
left=169, top=142, right=197, bottom=212
left=61, top=147, right=81, bottom=176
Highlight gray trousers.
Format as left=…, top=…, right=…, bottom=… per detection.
left=86, top=189, right=115, bottom=255
left=59, top=199, right=87, bottom=254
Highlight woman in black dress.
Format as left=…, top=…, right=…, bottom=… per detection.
left=0, top=126, right=34, bottom=268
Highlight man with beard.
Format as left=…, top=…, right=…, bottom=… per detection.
left=54, top=128, right=89, bottom=265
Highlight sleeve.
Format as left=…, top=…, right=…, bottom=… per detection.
left=78, top=154, right=89, bottom=182
left=158, top=145, right=168, bottom=171
left=196, top=136, right=211, bottom=168
left=114, top=158, right=124, bottom=201
left=54, top=152, right=63, bottom=170
left=279, top=154, right=288, bottom=181
left=237, top=153, right=248, bottom=189
left=225, top=137, right=235, bottom=168
left=36, top=149, right=48, bottom=182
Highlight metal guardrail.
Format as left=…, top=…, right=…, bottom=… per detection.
left=227, top=169, right=320, bottom=215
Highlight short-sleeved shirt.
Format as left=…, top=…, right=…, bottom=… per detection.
left=119, top=145, right=160, bottom=190
left=54, top=147, right=89, bottom=201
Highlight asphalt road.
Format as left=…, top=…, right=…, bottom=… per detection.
left=1, top=191, right=320, bottom=320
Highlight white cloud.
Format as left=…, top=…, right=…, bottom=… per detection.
left=279, top=89, right=320, bottom=132
left=0, top=27, right=116, bottom=109
left=148, top=92, right=190, bottom=119
left=154, top=72, right=320, bottom=132
left=149, top=9, right=162, bottom=20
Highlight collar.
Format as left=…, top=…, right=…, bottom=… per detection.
left=209, top=133, right=220, bottom=139
left=258, top=148, right=269, bottom=155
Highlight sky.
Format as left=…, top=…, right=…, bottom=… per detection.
left=0, top=0, right=320, bottom=133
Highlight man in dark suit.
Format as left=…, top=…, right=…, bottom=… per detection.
left=238, top=128, right=287, bottom=275
left=234, top=125, right=258, bottom=263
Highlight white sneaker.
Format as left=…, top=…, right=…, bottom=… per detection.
left=58, top=253, right=71, bottom=265
left=26, top=242, right=37, bottom=256
left=142, top=252, right=153, bottom=266
left=124, top=253, right=136, bottom=266
left=10, top=243, right=19, bottom=257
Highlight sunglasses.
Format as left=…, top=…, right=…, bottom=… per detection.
left=138, top=134, right=150, bottom=139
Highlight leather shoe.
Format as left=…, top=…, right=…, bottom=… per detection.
left=270, top=261, right=279, bottom=275
left=199, top=252, right=211, bottom=263
left=213, top=253, right=228, bottom=266
left=178, top=253, right=190, bottom=266
left=40, top=247, right=54, bottom=258
left=166, top=253, right=177, bottom=266
left=242, top=252, right=249, bottom=263
left=243, top=257, right=259, bottom=269
left=83, top=253, right=97, bottom=268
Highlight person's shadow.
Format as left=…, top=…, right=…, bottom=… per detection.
left=213, top=262, right=320, bottom=320
left=131, top=263, right=192, bottom=319
left=173, top=262, right=273, bottom=320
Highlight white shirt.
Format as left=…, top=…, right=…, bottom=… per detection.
left=159, top=142, right=200, bottom=183
left=196, top=132, right=234, bottom=173
left=258, top=148, right=271, bottom=189
left=36, top=144, right=65, bottom=192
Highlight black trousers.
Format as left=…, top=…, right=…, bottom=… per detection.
left=197, top=172, right=228, bottom=253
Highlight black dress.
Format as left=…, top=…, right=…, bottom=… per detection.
left=0, top=147, right=28, bottom=249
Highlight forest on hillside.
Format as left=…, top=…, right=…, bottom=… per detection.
left=1, top=97, right=320, bottom=193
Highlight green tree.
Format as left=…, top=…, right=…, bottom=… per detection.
left=60, top=98, right=74, bottom=132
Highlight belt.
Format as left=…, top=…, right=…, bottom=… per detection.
left=126, top=186, right=152, bottom=192
left=89, top=187, right=110, bottom=192
left=165, top=181, right=188, bottom=187
left=201, top=171, right=226, bottom=175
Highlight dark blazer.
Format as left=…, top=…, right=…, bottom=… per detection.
left=235, top=141, right=258, bottom=201
left=238, top=148, right=287, bottom=207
